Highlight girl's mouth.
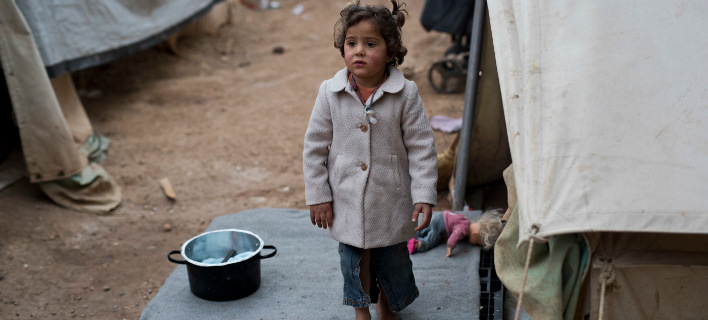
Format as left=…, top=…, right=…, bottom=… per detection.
left=354, top=60, right=366, bottom=66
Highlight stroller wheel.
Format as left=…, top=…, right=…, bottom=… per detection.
left=444, top=43, right=465, bottom=56
left=428, top=57, right=464, bottom=94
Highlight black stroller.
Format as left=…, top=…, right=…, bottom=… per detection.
left=420, top=0, right=476, bottom=94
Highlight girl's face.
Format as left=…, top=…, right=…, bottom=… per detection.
left=344, top=19, right=391, bottom=87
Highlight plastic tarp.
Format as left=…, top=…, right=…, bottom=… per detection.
left=487, top=1, right=708, bottom=243
left=15, top=0, right=222, bottom=77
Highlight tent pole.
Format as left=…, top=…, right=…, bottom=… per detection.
left=452, top=0, right=487, bottom=211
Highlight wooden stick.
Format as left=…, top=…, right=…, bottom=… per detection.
left=160, top=177, right=177, bottom=200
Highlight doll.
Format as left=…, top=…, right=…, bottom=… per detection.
left=408, top=209, right=504, bottom=257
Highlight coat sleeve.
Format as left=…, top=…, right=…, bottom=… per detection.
left=303, top=81, right=334, bottom=206
left=400, top=81, right=438, bottom=206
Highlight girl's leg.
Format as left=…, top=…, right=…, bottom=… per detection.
left=371, top=242, right=419, bottom=316
left=355, top=307, right=371, bottom=320
left=356, top=250, right=372, bottom=320
left=338, top=243, right=374, bottom=314
left=359, top=249, right=371, bottom=295
left=376, top=288, right=402, bottom=320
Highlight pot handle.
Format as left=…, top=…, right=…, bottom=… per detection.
left=258, top=245, right=277, bottom=259
left=168, top=250, right=188, bottom=264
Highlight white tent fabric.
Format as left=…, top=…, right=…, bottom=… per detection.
left=487, top=1, right=708, bottom=243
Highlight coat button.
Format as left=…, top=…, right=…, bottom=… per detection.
left=360, top=124, right=368, bottom=132
left=360, top=162, right=368, bottom=171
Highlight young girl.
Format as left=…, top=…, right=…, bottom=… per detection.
left=303, top=1, right=438, bottom=319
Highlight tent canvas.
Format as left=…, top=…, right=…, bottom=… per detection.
left=487, top=0, right=708, bottom=242
left=484, top=1, right=708, bottom=319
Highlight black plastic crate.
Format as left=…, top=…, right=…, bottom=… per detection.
left=479, top=249, right=504, bottom=320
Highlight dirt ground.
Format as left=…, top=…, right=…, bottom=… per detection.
left=0, top=1, right=469, bottom=318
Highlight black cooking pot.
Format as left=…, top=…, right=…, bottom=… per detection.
left=168, top=229, right=277, bottom=301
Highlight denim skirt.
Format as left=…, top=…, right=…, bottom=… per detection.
left=338, top=241, right=419, bottom=312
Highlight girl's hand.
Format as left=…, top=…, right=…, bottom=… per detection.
left=412, top=203, right=432, bottom=231
left=310, top=202, right=333, bottom=229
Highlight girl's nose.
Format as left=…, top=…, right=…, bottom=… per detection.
left=354, top=44, right=365, bottom=55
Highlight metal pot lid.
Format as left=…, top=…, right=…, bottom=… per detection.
left=180, top=229, right=264, bottom=267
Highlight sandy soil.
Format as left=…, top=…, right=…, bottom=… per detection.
left=0, top=1, right=467, bottom=318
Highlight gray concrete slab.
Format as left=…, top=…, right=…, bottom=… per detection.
left=140, top=208, right=482, bottom=319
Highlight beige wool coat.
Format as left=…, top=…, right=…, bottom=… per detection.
left=303, top=67, right=438, bottom=249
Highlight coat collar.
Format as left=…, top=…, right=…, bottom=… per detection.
left=329, top=66, right=405, bottom=94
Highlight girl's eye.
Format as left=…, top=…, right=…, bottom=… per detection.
left=367, top=42, right=376, bottom=48
left=347, top=41, right=356, bottom=47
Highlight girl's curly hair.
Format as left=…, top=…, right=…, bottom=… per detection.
left=333, top=0, right=408, bottom=67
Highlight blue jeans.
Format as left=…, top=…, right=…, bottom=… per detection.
left=338, top=242, right=419, bottom=312
left=414, top=212, right=446, bottom=252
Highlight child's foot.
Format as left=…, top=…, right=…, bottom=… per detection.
left=376, top=289, right=402, bottom=320
left=375, top=303, right=401, bottom=320
left=355, top=307, right=372, bottom=320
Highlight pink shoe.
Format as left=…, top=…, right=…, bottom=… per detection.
left=407, top=238, right=417, bottom=254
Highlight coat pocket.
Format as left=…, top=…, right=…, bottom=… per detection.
left=333, top=154, right=355, bottom=187
left=370, top=155, right=402, bottom=190
left=390, top=155, right=402, bottom=189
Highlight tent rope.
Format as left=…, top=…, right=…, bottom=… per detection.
left=598, top=262, right=615, bottom=320
left=514, top=225, right=539, bottom=320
